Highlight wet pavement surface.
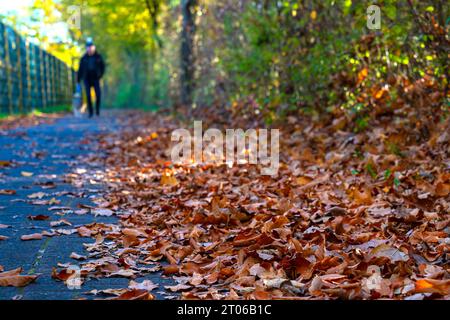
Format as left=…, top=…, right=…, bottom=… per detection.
left=0, top=113, right=174, bottom=300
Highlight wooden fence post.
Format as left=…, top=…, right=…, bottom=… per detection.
left=4, top=26, right=13, bottom=114
left=16, top=34, right=23, bottom=113
left=40, top=49, right=46, bottom=110
left=0, top=22, right=5, bottom=114
left=25, top=40, right=32, bottom=112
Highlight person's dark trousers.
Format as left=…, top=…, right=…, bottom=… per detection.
left=83, top=78, right=101, bottom=117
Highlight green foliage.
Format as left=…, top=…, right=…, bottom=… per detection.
left=57, top=0, right=167, bottom=109
left=35, top=104, right=72, bottom=114
left=18, top=0, right=449, bottom=119
left=204, top=0, right=449, bottom=125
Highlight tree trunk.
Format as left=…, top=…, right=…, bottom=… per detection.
left=180, top=0, right=196, bottom=108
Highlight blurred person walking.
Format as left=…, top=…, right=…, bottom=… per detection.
left=77, top=38, right=105, bottom=117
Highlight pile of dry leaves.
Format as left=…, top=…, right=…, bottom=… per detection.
left=60, top=108, right=449, bottom=300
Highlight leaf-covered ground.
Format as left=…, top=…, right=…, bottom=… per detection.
left=56, top=108, right=449, bottom=300
left=0, top=107, right=448, bottom=300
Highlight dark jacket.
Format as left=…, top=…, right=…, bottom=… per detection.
left=77, top=52, right=105, bottom=83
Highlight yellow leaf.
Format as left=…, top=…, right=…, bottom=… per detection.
left=161, top=175, right=178, bottom=186
left=296, top=176, right=313, bottom=186
left=310, top=10, right=317, bottom=20
left=273, top=79, right=280, bottom=88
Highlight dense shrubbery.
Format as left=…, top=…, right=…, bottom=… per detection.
left=187, top=0, right=449, bottom=128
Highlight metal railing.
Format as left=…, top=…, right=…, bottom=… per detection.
left=0, top=21, right=76, bottom=115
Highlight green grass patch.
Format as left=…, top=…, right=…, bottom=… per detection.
left=34, top=104, right=72, bottom=114
left=0, top=105, right=72, bottom=120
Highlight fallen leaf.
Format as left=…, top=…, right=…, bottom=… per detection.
left=163, top=265, right=179, bottom=275
left=263, top=277, right=288, bottom=289
left=435, top=181, right=449, bottom=197
left=55, top=228, right=77, bottom=235
left=30, top=198, right=60, bottom=205
left=108, top=269, right=137, bottom=278
left=88, top=288, right=127, bottom=296
left=189, top=272, right=203, bottom=286
left=164, top=284, right=191, bottom=292
left=0, top=268, right=39, bottom=287
left=129, top=279, right=158, bottom=291
left=21, top=233, right=43, bottom=241
left=370, top=244, right=409, bottom=262
left=74, top=209, right=89, bottom=215
left=42, top=230, right=57, bottom=237
left=161, top=174, right=178, bottom=186
left=0, top=161, right=11, bottom=167
left=48, top=206, right=71, bottom=211
left=51, top=267, right=84, bottom=282
left=70, top=252, right=87, bottom=260
left=50, top=219, right=72, bottom=227
left=0, top=189, right=16, bottom=195
left=21, top=171, right=33, bottom=177
left=77, top=226, right=94, bottom=237
left=27, top=215, right=50, bottom=221
left=27, top=192, right=46, bottom=199
left=415, top=279, right=450, bottom=295
left=92, top=208, right=114, bottom=216
left=112, top=289, right=154, bottom=300
left=353, top=187, right=373, bottom=205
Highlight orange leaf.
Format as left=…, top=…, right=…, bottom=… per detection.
left=162, top=264, right=179, bottom=275
left=357, top=67, right=368, bottom=85
left=415, top=279, right=450, bottom=295
left=0, top=189, right=16, bottom=195
left=113, top=289, right=154, bottom=300
left=435, top=182, right=449, bottom=197
left=352, top=187, right=373, bottom=205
